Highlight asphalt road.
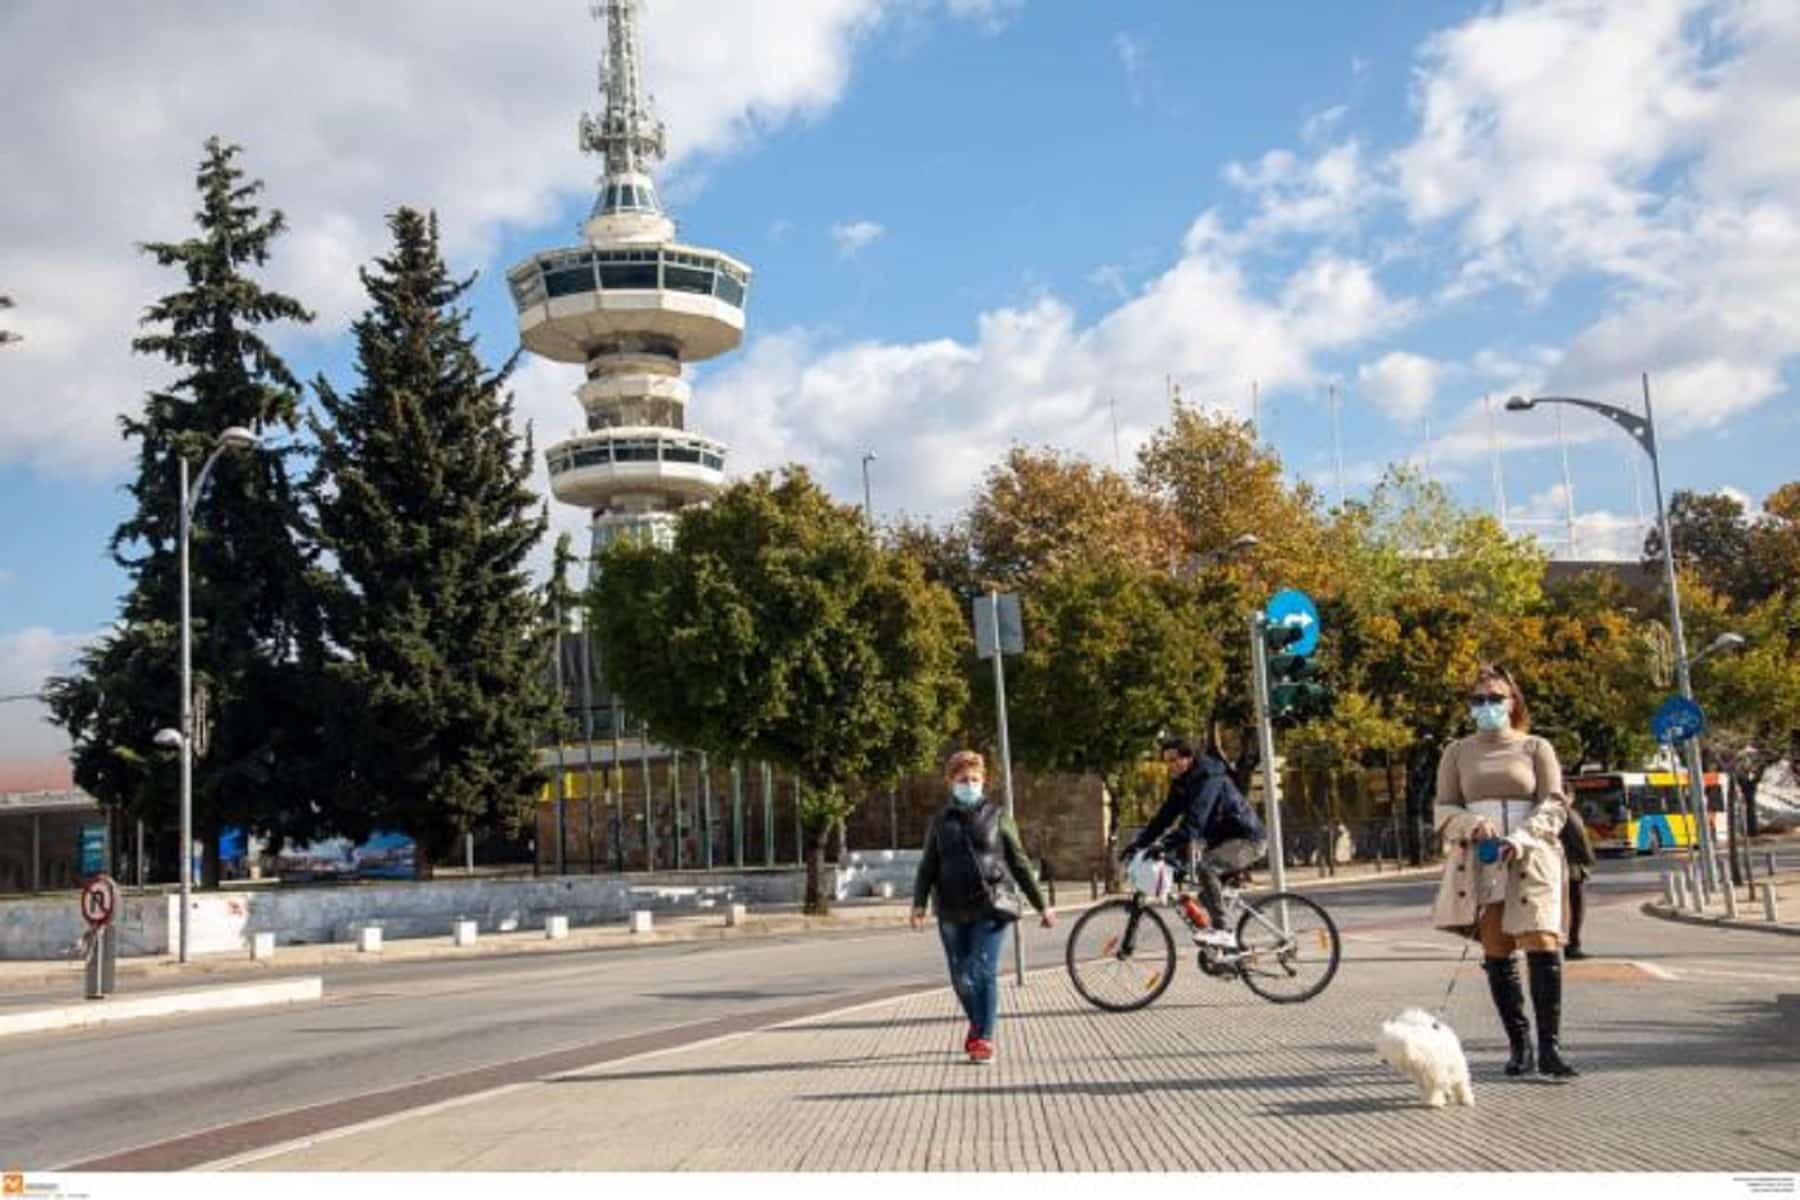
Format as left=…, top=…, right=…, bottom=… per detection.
left=1, top=851, right=1781, bottom=1169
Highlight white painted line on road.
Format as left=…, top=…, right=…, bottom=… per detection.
left=1666, top=965, right=1800, bottom=984
left=0, top=978, right=323, bottom=1039
left=1630, top=960, right=1678, bottom=981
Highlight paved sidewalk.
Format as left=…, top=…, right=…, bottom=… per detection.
left=232, top=903, right=1799, bottom=1172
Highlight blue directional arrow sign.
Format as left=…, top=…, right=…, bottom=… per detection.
left=1651, top=695, right=1706, bottom=744
left=1265, top=589, right=1321, bottom=656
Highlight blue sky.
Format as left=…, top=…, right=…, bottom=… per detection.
left=3, top=0, right=1798, bottom=774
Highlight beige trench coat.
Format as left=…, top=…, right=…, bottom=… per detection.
left=1430, top=736, right=1570, bottom=938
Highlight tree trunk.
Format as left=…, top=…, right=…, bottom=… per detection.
left=804, top=820, right=834, bottom=916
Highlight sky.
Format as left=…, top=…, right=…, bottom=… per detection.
left=2, top=0, right=1798, bottom=782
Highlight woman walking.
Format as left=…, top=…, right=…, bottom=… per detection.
left=1431, top=665, right=1579, bottom=1079
left=911, top=750, right=1055, bottom=1064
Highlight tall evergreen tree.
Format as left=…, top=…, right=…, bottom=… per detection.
left=309, top=208, right=551, bottom=875
left=1, top=293, right=20, bottom=346
left=46, top=138, right=319, bottom=880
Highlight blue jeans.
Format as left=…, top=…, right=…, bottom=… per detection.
left=937, top=917, right=1009, bottom=1040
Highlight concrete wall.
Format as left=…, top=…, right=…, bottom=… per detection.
left=0, top=868, right=826, bottom=961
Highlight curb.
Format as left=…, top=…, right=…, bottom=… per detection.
left=0, top=976, right=323, bottom=1038
left=1639, top=900, right=1800, bottom=939
left=0, top=867, right=1442, bottom=993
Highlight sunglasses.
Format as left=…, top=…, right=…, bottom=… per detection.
left=1468, top=693, right=1508, bottom=706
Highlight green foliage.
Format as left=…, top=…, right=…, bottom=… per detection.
left=1003, top=557, right=1221, bottom=810
left=308, top=207, right=551, bottom=868
left=592, top=468, right=969, bottom=909
left=45, top=137, right=321, bottom=874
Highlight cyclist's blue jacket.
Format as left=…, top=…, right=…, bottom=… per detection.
left=1130, top=755, right=1264, bottom=854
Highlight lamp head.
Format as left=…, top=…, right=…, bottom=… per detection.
left=153, top=728, right=183, bottom=749
left=1504, top=396, right=1535, bottom=412
left=1711, top=632, right=1748, bottom=653
left=1229, top=533, right=1261, bottom=551
left=217, top=426, right=261, bottom=451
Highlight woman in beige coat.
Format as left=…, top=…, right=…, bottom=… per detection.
left=1431, top=664, right=1578, bottom=1079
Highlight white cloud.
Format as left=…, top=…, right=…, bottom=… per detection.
left=943, top=0, right=1026, bottom=34
left=0, top=627, right=93, bottom=780
left=1511, top=485, right=1650, bottom=563
left=1357, top=351, right=1442, bottom=424
left=1114, top=32, right=1148, bottom=105
left=1390, top=0, right=1800, bottom=435
left=692, top=223, right=1410, bottom=521
left=829, top=220, right=888, bottom=259
left=0, top=0, right=1004, bottom=479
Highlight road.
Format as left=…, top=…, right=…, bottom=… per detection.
left=0, top=852, right=1782, bottom=1169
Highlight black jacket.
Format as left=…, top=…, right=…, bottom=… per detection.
left=913, top=800, right=1047, bottom=923
left=1131, top=756, right=1264, bottom=853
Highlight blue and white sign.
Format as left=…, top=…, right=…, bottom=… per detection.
left=1265, top=589, right=1321, bottom=656
left=1651, top=695, right=1706, bottom=744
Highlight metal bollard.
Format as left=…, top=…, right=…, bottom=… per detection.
left=1723, top=883, right=1740, bottom=919
left=1767, top=851, right=1778, bottom=880
left=1663, top=873, right=1679, bottom=907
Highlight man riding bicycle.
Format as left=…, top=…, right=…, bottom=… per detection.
left=1121, top=737, right=1268, bottom=948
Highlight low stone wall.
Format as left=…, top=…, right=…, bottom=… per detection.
left=0, top=867, right=823, bottom=961
left=835, top=850, right=923, bottom=900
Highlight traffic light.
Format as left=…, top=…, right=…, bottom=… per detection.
left=1262, top=621, right=1333, bottom=721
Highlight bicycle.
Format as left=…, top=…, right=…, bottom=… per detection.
left=1065, top=852, right=1341, bottom=1010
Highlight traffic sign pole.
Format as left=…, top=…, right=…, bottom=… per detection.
left=1249, top=611, right=1288, bottom=897
left=984, top=590, right=1026, bottom=988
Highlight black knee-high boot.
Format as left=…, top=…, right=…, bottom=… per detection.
left=1482, top=956, right=1534, bottom=1076
left=1527, top=950, right=1579, bottom=1079
left=1566, top=880, right=1587, bottom=959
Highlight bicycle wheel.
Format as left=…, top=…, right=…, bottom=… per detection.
left=1065, top=898, right=1177, bottom=1012
left=1234, top=892, right=1340, bottom=1004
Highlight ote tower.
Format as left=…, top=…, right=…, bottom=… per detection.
left=508, top=0, right=751, bottom=558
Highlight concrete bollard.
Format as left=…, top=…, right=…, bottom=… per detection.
left=453, top=919, right=479, bottom=948
left=1765, top=887, right=1781, bottom=923
left=1723, top=883, right=1740, bottom=919
left=875, top=881, right=895, bottom=900
left=1686, top=866, right=1706, bottom=913
left=545, top=915, right=569, bottom=940
left=725, top=903, right=748, bottom=927
left=629, top=910, right=653, bottom=934
left=356, top=925, right=383, bottom=953
left=250, top=932, right=276, bottom=961
left=1663, top=873, right=1679, bottom=907
left=1672, top=871, right=1689, bottom=909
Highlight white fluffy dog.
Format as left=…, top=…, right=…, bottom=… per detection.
left=1376, top=1008, right=1475, bottom=1108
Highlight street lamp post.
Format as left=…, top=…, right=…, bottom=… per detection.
left=165, top=426, right=261, bottom=963
left=860, top=451, right=877, bottom=527
left=1507, top=376, right=1725, bottom=892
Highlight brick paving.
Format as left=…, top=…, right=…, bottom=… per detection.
left=233, top=904, right=1800, bottom=1172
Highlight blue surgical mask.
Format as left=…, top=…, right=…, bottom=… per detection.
left=952, top=781, right=983, bottom=807
left=1471, top=701, right=1511, bottom=732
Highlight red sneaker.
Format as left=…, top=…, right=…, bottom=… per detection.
left=968, top=1038, right=995, bottom=1064
left=963, top=1024, right=978, bottom=1052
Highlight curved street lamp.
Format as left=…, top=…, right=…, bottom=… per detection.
left=173, top=426, right=261, bottom=962
left=1506, top=376, right=1728, bottom=891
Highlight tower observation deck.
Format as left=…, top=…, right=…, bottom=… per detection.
left=509, top=0, right=751, bottom=557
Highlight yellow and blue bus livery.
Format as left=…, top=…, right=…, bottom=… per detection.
left=1569, top=771, right=1731, bottom=856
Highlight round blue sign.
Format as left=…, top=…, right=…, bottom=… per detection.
left=1265, top=589, right=1322, bottom=656
left=1651, top=695, right=1706, bottom=743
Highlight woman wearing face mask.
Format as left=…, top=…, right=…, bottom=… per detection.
left=911, top=750, right=1055, bottom=1064
left=1430, top=664, right=1579, bottom=1079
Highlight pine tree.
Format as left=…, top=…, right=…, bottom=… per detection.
left=0, top=293, right=20, bottom=346
left=46, top=137, right=319, bottom=881
left=310, top=208, right=552, bottom=875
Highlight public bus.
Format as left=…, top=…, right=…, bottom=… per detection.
left=1567, top=770, right=1732, bottom=856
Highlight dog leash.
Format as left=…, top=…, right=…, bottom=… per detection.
left=1435, top=937, right=1475, bottom=1020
